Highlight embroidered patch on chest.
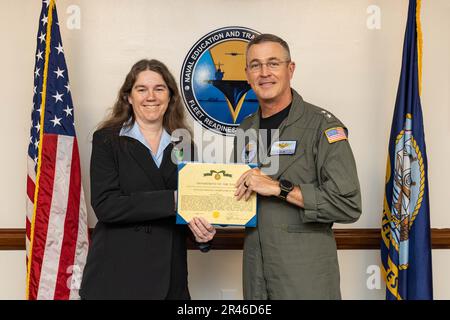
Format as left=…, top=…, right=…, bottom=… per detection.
left=270, top=141, right=297, bottom=155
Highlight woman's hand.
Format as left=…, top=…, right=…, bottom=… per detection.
left=188, top=217, right=216, bottom=243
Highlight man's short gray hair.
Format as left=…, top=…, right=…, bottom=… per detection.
left=246, top=33, right=291, bottom=61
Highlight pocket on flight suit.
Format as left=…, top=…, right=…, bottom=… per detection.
left=281, top=223, right=336, bottom=261
left=286, top=223, right=331, bottom=233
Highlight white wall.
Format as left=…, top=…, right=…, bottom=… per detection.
left=1, top=0, right=449, bottom=299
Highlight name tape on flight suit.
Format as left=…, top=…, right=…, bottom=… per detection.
left=270, top=141, right=297, bottom=155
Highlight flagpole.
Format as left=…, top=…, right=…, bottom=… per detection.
left=26, top=0, right=55, bottom=300
left=416, top=0, right=423, bottom=96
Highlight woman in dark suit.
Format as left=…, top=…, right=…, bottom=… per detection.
left=80, top=59, right=215, bottom=300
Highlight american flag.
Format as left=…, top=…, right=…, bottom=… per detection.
left=325, top=127, right=347, bottom=143
left=26, top=0, right=89, bottom=300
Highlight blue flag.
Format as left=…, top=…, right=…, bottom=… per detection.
left=381, top=0, right=432, bottom=300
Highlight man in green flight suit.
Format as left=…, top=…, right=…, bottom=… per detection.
left=233, top=34, right=362, bottom=299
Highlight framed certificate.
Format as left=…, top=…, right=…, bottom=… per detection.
left=176, top=162, right=257, bottom=227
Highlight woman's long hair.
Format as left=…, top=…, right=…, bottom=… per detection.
left=98, top=59, right=191, bottom=135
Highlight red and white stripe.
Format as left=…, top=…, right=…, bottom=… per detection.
left=26, top=134, right=89, bottom=300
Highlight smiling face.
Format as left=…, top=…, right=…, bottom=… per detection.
left=245, top=42, right=295, bottom=108
left=128, top=70, right=170, bottom=127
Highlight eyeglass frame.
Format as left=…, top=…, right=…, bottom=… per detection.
left=246, top=59, right=292, bottom=73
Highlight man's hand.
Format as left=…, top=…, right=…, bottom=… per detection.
left=235, top=168, right=281, bottom=201
left=188, top=217, right=216, bottom=243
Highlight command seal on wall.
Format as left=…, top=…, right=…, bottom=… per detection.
left=180, top=26, right=260, bottom=136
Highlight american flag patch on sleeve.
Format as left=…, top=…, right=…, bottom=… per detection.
left=324, top=127, right=347, bottom=143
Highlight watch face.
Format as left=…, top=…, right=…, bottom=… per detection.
left=280, top=179, right=293, bottom=190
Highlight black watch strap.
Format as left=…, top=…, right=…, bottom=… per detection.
left=278, top=179, right=293, bottom=200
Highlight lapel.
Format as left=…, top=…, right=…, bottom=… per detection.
left=124, top=136, right=166, bottom=190
left=262, top=90, right=308, bottom=179
left=244, top=111, right=261, bottom=164
left=159, top=143, right=177, bottom=179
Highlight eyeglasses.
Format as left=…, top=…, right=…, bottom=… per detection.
left=247, top=60, right=291, bottom=73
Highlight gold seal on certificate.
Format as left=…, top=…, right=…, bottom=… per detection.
left=176, top=162, right=257, bottom=227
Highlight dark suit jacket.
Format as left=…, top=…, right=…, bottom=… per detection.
left=80, top=127, right=192, bottom=300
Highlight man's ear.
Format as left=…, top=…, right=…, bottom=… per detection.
left=289, top=61, right=296, bottom=79
left=245, top=67, right=250, bottom=84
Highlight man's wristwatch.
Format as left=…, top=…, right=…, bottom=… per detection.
left=278, top=179, right=294, bottom=200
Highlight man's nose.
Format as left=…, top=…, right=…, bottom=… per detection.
left=260, top=63, right=271, bottom=76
